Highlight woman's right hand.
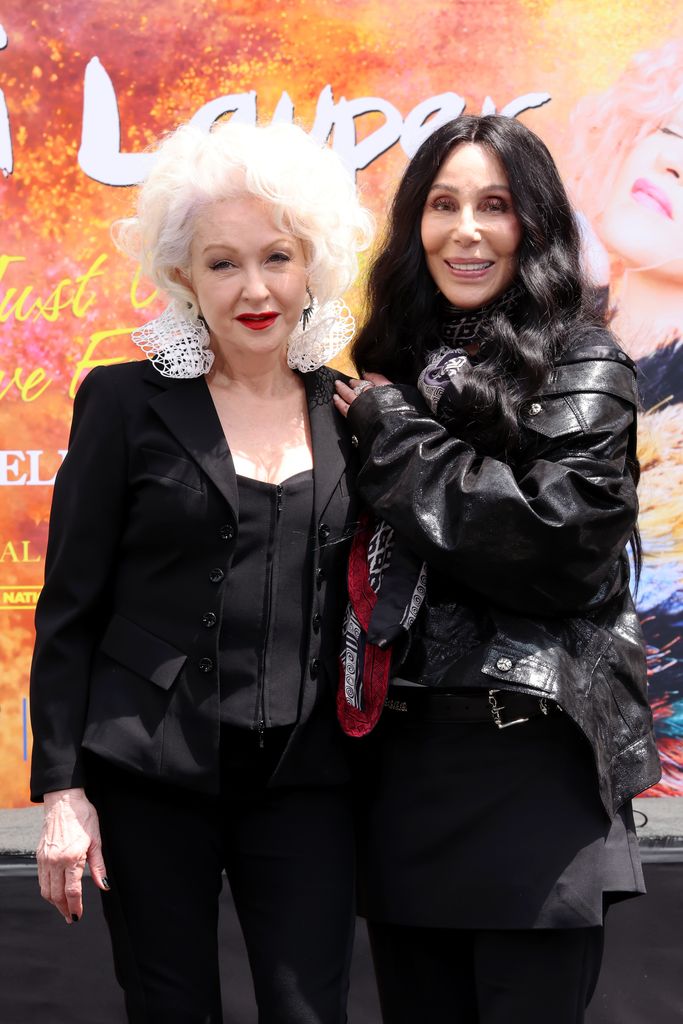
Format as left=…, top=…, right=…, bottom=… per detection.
left=333, top=373, right=393, bottom=418
left=36, top=787, right=109, bottom=923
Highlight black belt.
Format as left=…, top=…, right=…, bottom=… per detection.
left=384, top=684, right=561, bottom=729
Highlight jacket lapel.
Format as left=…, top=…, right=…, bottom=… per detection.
left=144, top=364, right=349, bottom=520
left=304, top=368, right=352, bottom=523
left=146, top=367, right=239, bottom=514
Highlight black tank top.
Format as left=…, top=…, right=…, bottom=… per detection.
left=218, top=471, right=314, bottom=730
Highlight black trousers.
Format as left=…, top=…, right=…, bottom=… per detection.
left=367, top=920, right=604, bottom=1024
left=85, top=729, right=354, bottom=1024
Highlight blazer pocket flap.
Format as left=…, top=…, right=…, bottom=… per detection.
left=99, top=613, right=187, bottom=690
left=140, top=447, right=202, bottom=491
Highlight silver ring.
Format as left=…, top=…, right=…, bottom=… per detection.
left=353, top=380, right=374, bottom=394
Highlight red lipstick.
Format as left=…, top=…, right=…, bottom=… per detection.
left=235, top=312, right=280, bottom=331
left=631, top=178, right=673, bottom=220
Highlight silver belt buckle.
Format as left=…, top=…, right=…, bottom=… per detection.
left=488, top=689, right=529, bottom=729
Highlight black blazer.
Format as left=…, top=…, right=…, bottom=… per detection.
left=30, top=360, right=358, bottom=801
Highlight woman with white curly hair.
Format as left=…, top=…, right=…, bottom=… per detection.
left=566, top=39, right=683, bottom=365
left=30, top=119, right=373, bottom=1024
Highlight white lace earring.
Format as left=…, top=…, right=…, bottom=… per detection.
left=287, top=295, right=355, bottom=372
left=131, top=305, right=215, bottom=378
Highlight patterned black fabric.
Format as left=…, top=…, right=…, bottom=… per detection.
left=307, top=365, right=336, bottom=408
left=439, top=281, right=526, bottom=348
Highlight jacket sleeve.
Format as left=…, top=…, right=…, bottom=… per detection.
left=30, top=367, right=129, bottom=800
left=346, top=367, right=638, bottom=617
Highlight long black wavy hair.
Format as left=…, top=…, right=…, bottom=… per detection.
left=352, top=114, right=642, bottom=575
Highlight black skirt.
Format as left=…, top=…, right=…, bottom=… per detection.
left=354, top=708, right=644, bottom=929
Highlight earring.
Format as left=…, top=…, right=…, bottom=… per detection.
left=301, top=287, right=314, bottom=331
left=131, top=304, right=215, bottom=379
left=287, top=297, right=356, bottom=372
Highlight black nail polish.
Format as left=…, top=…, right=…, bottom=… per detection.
left=102, top=877, right=111, bottom=890
left=71, top=914, right=79, bottom=923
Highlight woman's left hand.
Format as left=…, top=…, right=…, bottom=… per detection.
left=333, top=373, right=393, bottom=418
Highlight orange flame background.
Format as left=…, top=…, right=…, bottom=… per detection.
left=1, top=0, right=682, bottom=806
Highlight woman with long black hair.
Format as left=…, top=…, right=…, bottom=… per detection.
left=334, top=115, right=661, bottom=1024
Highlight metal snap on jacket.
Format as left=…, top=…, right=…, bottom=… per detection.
left=527, top=402, right=542, bottom=417
left=198, top=657, right=214, bottom=673
left=318, top=523, right=330, bottom=542
left=309, top=657, right=320, bottom=679
left=201, top=612, right=217, bottom=628
left=312, top=612, right=321, bottom=633
left=208, top=568, right=224, bottom=584
left=496, top=657, right=514, bottom=672
left=219, top=524, right=234, bottom=540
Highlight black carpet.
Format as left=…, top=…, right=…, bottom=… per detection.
left=1, top=862, right=681, bottom=1023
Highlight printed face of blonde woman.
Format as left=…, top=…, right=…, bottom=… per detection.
left=420, top=142, right=523, bottom=309
left=598, top=107, right=683, bottom=281
left=182, top=195, right=309, bottom=361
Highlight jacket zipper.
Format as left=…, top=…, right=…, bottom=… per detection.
left=257, top=483, right=282, bottom=749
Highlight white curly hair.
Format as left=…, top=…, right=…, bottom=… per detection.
left=113, top=119, right=374, bottom=316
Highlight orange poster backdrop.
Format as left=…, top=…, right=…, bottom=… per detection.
left=1, top=0, right=682, bottom=806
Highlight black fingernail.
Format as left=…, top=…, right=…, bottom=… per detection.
left=102, top=877, right=110, bottom=890
left=71, top=914, right=79, bottom=923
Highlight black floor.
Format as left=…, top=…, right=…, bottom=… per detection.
left=1, top=862, right=682, bottom=1023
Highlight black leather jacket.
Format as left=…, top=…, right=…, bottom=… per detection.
left=347, top=335, right=661, bottom=818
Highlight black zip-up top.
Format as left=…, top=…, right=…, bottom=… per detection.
left=219, top=471, right=314, bottom=734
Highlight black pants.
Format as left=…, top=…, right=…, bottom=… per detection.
left=367, top=920, right=604, bottom=1024
left=85, top=730, right=354, bottom=1024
